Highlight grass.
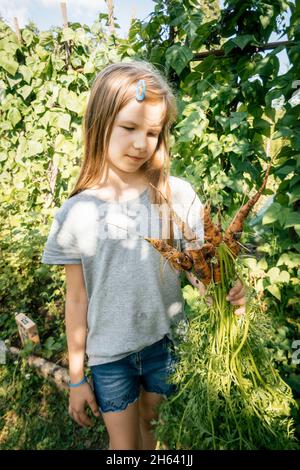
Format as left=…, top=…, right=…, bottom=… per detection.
left=0, top=353, right=108, bottom=450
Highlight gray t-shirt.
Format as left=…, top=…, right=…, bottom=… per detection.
left=41, top=175, right=204, bottom=366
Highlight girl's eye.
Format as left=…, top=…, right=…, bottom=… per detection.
left=122, top=127, right=159, bottom=137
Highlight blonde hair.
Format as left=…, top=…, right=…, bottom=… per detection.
left=68, top=60, right=178, bottom=249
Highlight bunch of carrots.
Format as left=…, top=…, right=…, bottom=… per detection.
left=145, top=166, right=298, bottom=450
left=146, top=165, right=270, bottom=287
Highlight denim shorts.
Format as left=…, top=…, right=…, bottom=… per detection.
left=90, top=335, right=179, bottom=414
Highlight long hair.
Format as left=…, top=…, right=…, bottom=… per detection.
left=68, top=60, right=178, bottom=251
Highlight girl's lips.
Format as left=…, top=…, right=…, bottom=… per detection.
left=127, top=155, right=144, bottom=162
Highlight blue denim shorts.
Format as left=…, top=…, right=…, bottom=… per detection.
left=90, top=335, right=179, bottom=414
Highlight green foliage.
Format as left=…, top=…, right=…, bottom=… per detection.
left=0, top=355, right=107, bottom=449
left=0, top=15, right=123, bottom=322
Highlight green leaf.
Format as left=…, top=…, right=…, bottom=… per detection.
left=253, top=118, right=271, bottom=137
left=258, top=258, right=268, bottom=270
left=286, top=374, right=300, bottom=394
left=266, top=284, right=281, bottom=300
left=229, top=111, right=248, bottom=131
left=165, top=45, right=193, bottom=76
left=267, top=267, right=290, bottom=284
left=17, top=85, right=32, bottom=100
left=7, top=108, right=22, bottom=127
left=233, top=35, right=256, bottom=50
left=284, top=212, right=300, bottom=229
left=224, top=35, right=256, bottom=55
left=83, top=61, right=95, bottom=74
left=182, top=285, right=200, bottom=306
left=19, top=65, right=33, bottom=84
left=27, top=140, right=44, bottom=156
left=62, top=28, right=75, bottom=42
left=58, top=89, right=83, bottom=114
left=277, top=253, right=300, bottom=269
left=262, top=203, right=282, bottom=225
left=0, top=53, right=18, bottom=75
left=51, top=112, right=71, bottom=131
left=22, top=29, right=34, bottom=46
left=260, top=7, right=273, bottom=29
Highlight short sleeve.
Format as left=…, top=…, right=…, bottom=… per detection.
left=177, top=183, right=204, bottom=252
left=41, top=208, right=81, bottom=265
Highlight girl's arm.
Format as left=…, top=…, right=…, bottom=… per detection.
left=65, top=265, right=100, bottom=427
left=65, top=297, right=88, bottom=383
left=65, top=264, right=89, bottom=382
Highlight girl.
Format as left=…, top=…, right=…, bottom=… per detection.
left=41, top=60, right=246, bottom=450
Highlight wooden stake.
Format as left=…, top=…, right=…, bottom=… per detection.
left=13, top=16, right=22, bottom=44
left=130, top=4, right=136, bottom=24
left=60, top=1, right=71, bottom=70
left=106, top=0, right=115, bottom=34
left=60, top=1, right=68, bottom=28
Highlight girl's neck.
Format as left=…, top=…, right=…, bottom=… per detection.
left=97, top=164, right=148, bottom=191
left=92, top=163, right=148, bottom=194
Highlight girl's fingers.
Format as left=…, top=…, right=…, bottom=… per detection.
left=87, top=396, right=101, bottom=418
left=226, top=280, right=245, bottom=301
left=230, top=296, right=246, bottom=306
left=234, top=306, right=245, bottom=316
left=77, top=411, right=93, bottom=427
left=228, top=291, right=245, bottom=302
left=229, top=278, right=243, bottom=295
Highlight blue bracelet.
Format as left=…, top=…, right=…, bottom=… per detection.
left=68, top=376, right=88, bottom=388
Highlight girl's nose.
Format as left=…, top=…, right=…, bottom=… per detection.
left=133, top=132, right=148, bottom=150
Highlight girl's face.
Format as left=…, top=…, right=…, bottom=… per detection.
left=106, top=99, right=164, bottom=175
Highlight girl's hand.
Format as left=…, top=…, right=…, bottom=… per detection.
left=69, top=381, right=101, bottom=427
left=185, top=272, right=246, bottom=314
left=226, top=278, right=246, bottom=316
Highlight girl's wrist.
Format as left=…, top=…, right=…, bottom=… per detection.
left=69, top=370, right=86, bottom=384
left=68, top=376, right=88, bottom=388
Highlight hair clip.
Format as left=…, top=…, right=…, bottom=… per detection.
left=135, top=79, right=146, bottom=101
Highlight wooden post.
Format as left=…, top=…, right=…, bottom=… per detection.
left=106, top=0, right=115, bottom=34
left=130, top=4, right=136, bottom=24
left=60, top=1, right=71, bottom=69
left=45, top=159, right=58, bottom=209
left=13, top=16, right=22, bottom=44
left=60, top=1, right=68, bottom=28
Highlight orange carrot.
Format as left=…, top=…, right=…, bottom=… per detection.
left=185, top=248, right=212, bottom=285
left=200, top=242, right=216, bottom=258
left=213, top=262, right=221, bottom=284
left=144, top=237, right=193, bottom=271
left=224, top=164, right=271, bottom=257
left=204, top=201, right=223, bottom=246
